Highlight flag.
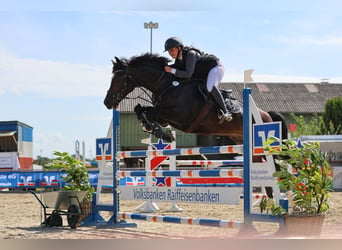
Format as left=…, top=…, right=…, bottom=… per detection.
left=244, top=69, right=254, bottom=83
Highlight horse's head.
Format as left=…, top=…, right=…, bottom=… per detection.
left=104, top=57, right=136, bottom=109
left=104, top=54, right=171, bottom=109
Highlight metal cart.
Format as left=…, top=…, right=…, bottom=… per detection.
left=30, top=190, right=87, bottom=229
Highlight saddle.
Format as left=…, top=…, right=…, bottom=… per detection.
left=198, top=81, right=241, bottom=114
left=184, top=81, right=241, bottom=133
left=155, top=75, right=240, bottom=114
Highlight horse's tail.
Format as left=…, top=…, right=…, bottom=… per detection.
left=267, top=111, right=288, bottom=139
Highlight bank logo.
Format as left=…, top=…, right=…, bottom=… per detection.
left=96, top=138, right=112, bottom=161
left=18, top=175, right=35, bottom=187
left=253, top=122, right=281, bottom=155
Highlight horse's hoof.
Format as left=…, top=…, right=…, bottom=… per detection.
left=162, top=135, right=173, bottom=142
left=152, top=127, right=164, bottom=139
left=162, top=130, right=175, bottom=142
left=134, top=104, right=143, bottom=112
left=141, top=123, right=152, bottom=132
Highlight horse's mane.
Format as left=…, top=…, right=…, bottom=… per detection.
left=128, top=53, right=170, bottom=69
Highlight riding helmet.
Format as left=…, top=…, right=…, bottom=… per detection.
left=164, top=37, right=183, bottom=52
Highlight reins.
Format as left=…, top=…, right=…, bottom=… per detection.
left=124, top=69, right=167, bottom=105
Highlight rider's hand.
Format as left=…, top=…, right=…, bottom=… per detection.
left=165, top=66, right=172, bottom=73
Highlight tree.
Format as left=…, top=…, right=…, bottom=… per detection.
left=289, top=113, right=323, bottom=138
left=322, top=96, right=342, bottom=134
left=33, top=156, right=51, bottom=166
left=289, top=96, right=342, bottom=138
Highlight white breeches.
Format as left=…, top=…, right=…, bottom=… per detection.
left=206, top=63, right=225, bottom=92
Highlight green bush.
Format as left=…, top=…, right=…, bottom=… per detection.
left=260, top=137, right=333, bottom=216
left=45, top=151, right=94, bottom=201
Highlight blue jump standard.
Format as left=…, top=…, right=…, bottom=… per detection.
left=81, top=193, right=137, bottom=228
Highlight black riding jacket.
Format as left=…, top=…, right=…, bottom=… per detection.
left=171, top=47, right=219, bottom=80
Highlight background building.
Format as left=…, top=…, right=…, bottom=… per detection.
left=0, top=121, right=33, bottom=170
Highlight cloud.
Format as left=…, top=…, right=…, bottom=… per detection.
left=0, top=53, right=111, bottom=98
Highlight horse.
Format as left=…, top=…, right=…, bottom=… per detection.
left=104, top=53, right=288, bottom=145
left=104, top=53, right=288, bottom=199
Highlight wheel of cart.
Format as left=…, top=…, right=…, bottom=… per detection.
left=67, top=204, right=81, bottom=229
left=30, top=190, right=87, bottom=229
left=46, top=210, right=63, bottom=227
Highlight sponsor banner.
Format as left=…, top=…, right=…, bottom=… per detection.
left=0, top=170, right=100, bottom=189
left=119, top=186, right=242, bottom=205
left=0, top=172, right=19, bottom=188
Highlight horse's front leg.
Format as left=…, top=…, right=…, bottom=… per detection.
left=134, top=104, right=175, bottom=142
left=134, top=104, right=153, bottom=132
left=144, top=106, right=175, bottom=142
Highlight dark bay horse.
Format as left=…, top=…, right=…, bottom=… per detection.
left=104, top=53, right=287, bottom=145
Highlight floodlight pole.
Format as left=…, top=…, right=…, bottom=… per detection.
left=144, top=21, right=159, bottom=53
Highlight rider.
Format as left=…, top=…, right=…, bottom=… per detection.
left=163, top=37, right=232, bottom=123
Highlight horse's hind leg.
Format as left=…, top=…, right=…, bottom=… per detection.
left=267, top=111, right=288, bottom=139
left=259, top=109, right=273, bottom=123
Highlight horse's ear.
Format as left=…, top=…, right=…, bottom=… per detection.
left=112, top=57, right=119, bottom=65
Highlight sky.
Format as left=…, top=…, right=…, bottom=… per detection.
left=0, top=0, right=341, bottom=159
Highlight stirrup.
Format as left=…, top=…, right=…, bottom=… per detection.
left=218, top=110, right=233, bottom=123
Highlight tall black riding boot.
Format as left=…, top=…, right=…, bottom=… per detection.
left=210, top=86, right=233, bottom=123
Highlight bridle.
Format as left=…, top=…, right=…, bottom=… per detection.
left=109, top=68, right=161, bottom=105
